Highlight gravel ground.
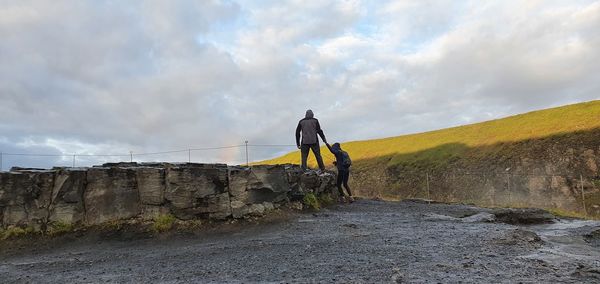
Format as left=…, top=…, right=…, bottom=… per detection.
left=1, top=199, right=600, bottom=283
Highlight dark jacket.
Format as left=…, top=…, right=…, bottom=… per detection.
left=296, top=110, right=326, bottom=146
left=326, top=143, right=349, bottom=172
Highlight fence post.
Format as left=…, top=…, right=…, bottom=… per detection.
left=130, top=151, right=133, bottom=163
left=506, top=173, right=511, bottom=205
left=580, top=174, right=588, bottom=216
left=426, top=172, right=431, bottom=202
left=188, top=149, right=191, bottom=163
left=245, top=141, right=249, bottom=167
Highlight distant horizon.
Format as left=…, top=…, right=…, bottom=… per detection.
left=2, top=99, right=598, bottom=171
left=1, top=1, right=599, bottom=169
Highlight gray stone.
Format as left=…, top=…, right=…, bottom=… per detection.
left=136, top=167, right=165, bottom=205
left=263, top=202, right=274, bottom=212
left=2, top=205, right=27, bottom=227
left=170, top=192, right=232, bottom=220
left=250, top=165, right=290, bottom=193
left=165, top=165, right=231, bottom=220
left=228, top=166, right=292, bottom=218
left=84, top=167, right=140, bottom=225
left=49, top=169, right=86, bottom=224
left=299, top=171, right=321, bottom=190
left=1, top=170, right=55, bottom=229
left=140, top=205, right=170, bottom=220
left=492, top=208, right=555, bottom=225
left=495, top=229, right=543, bottom=247
left=461, top=212, right=496, bottom=223
left=247, top=203, right=265, bottom=216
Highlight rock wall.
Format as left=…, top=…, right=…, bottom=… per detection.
left=353, top=135, right=600, bottom=217
left=0, top=163, right=337, bottom=230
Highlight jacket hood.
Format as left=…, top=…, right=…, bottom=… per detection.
left=332, top=143, right=341, bottom=150
left=305, top=109, right=314, bottom=118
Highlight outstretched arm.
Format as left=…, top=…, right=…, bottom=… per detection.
left=295, top=122, right=302, bottom=148
left=325, top=143, right=340, bottom=155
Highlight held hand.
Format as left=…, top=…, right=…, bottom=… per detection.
left=297, top=145, right=301, bottom=149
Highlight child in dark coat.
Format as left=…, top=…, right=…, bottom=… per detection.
left=325, top=142, right=354, bottom=203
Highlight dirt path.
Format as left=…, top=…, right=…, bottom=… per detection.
left=1, top=200, right=599, bottom=283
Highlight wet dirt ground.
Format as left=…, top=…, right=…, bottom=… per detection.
left=1, top=200, right=599, bottom=283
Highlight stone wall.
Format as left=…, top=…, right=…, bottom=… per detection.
left=0, top=163, right=337, bottom=230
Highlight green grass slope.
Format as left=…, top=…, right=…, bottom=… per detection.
left=260, top=100, right=600, bottom=169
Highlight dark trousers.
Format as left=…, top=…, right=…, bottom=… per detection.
left=337, top=170, right=351, bottom=196
left=301, top=143, right=325, bottom=170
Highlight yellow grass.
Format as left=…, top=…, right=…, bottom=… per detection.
left=260, top=100, right=600, bottom=167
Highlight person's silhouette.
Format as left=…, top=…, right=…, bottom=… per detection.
left=295, top=109, right=326, bottom=171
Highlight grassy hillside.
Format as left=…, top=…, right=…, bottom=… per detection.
left=260, top=100, right=600, bottom=170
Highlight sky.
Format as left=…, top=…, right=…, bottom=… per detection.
left=1, top=0, right=599, bottom=169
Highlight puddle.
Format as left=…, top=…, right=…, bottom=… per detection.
left=522, top=219, right=600, bottom=266
left=534, top=220, right=600, bottom=237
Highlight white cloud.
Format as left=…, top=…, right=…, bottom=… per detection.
left=0, top=0, right=599, bottom=169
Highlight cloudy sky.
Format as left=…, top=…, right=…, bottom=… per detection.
left=1, top=0, right=599, bottom=169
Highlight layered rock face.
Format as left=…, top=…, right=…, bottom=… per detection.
left=353, top=135, right=600, bottom=217
left=0, top=164, right=336, bottom=230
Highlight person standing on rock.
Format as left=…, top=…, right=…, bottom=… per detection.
left=296, top=109, right=327, bottom=171
left=326, top=142, right=354, bottom=203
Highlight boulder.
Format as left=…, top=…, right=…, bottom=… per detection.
left=84, top=167, right=140, bottom=225
left=165, top=164, right=231, bottom=220
left=297, top=170, right=337, bottom=194
left=495, top=229, right=543, bottom=247
left=136, top=167, right=165, bottom=205
left=0, top=172, right=16, bottom=207
left=48, top=169, right=87, bottom=224
left=461, top=212, right=496, bottom=223
left=228, top=166, right=291, bottom=218
left=492, top=208, right=555, bottom=225
left=1, top=170, right=55, bottom=230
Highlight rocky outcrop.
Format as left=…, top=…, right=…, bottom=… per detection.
left=0, top=163, right=337, bottom=231
left=491, top=208, right=556, bottom=225
left=0, top=170, right=55, bottom=231
left=84, top=167, right=140, bottom=224
left=49, top=168, right=87, bottom=225
left=164, top=164, right=231, bottom=220
left=353, top=133, right=600, bottom=217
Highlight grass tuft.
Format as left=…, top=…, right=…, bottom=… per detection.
left=0, top=226, right=35, bottom=240
left=303, top=193, right=320, bottom=210
left=47, top=221, right=75, bottom=236
left=152, top=214, right=176, bottom=232
left=546, top=208, right=591, bottom=220
left=318, top=193, right=335, bottom=206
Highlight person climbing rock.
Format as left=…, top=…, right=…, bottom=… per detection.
left=326, top=142, right=354, bottom=203
left=296, top=109, right=327, bottom=171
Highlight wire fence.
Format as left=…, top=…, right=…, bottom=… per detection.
left=0, top=142, right=298, bottom=171
left=3, top=145, right=599, bottom=217
left=395, top=170, right=600, bottom=217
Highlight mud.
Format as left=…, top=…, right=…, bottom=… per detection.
left=1, top=200, right=599, bottom=283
